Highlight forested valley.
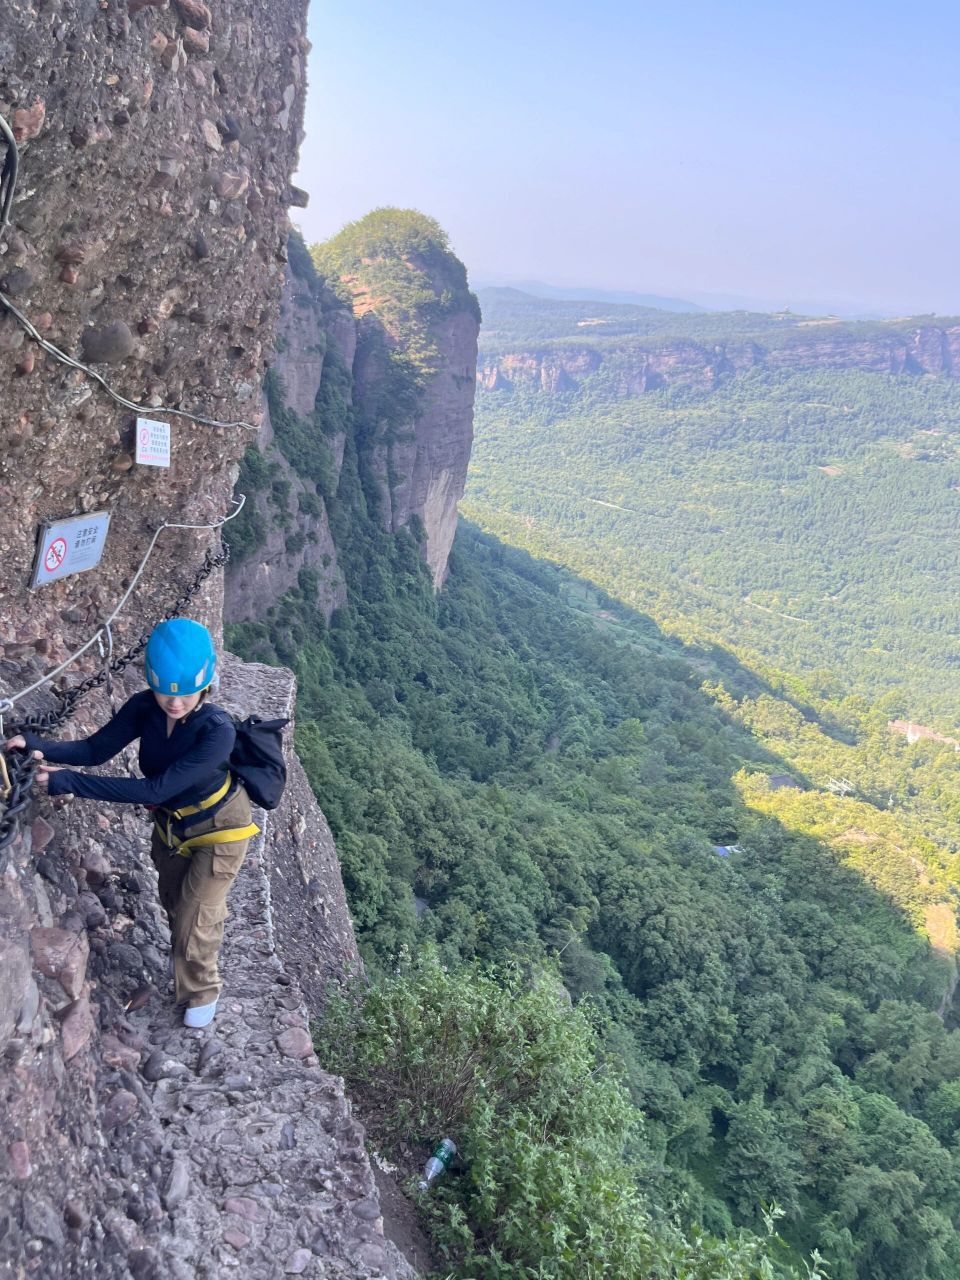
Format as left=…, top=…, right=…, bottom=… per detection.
left=470, top=290, right=960, bottom=725
left=229, top=232, right=960, bottom=1278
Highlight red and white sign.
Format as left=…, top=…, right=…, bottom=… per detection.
left=31, top=512, right=111, bottom=588
left=43, top=537, right=67, bottom=573
left=135, top=416, right=171, bottom=468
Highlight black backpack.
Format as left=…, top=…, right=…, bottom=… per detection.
left=229, top=716, right=290, bottom=810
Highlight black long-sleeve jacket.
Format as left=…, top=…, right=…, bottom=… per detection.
left=23, top=690, right=235, bottom=809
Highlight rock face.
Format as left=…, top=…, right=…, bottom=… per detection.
left=363, top=306, right=479, bottom=589
left=225, top=225, right=479, bottom=618
left=224, top=255, right=354, bottom=623
left=217, top=654, right=364, bottom=1004
left=0, top=0, right=308, bottom=678
left=350, top=270, right=481, bottom=588
left=478, top=323, right=960, bottom=396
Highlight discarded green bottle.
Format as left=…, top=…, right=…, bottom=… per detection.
left=417, top=1137, right=457, bottom=1192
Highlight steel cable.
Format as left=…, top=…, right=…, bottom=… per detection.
left=0, top=110, right=258, bottom=432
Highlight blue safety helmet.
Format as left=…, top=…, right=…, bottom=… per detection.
left=144, top=619, right=216, bottom=696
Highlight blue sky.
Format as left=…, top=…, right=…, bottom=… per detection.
left=295, top=1, right=959, bottom=315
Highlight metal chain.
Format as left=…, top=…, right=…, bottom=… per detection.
left=0, top=751, right=42, bottom=857
left=0, top=542, right=229, bottom=859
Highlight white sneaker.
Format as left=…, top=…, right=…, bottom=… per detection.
left=183, top=999, right=218, bottom=1028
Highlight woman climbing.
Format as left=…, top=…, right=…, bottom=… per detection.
left=2, top=618, right=258, bottom=1028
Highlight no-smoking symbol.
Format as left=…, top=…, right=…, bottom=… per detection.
left=44, top=537, right=67, bottom=573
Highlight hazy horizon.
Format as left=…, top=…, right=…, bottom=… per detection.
left=471, top=276, right=919, bottom=319
left=295, top=1, right=958, bottom=318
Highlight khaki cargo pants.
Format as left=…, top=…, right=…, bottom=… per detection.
left=149, top=786, right=255, bottom=1009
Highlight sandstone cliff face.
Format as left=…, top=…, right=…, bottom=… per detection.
left=354, top=300, right=478, bottom=589
left=478, top=322, right=960, bottom=396
left=225, top=229, right=479, bottom=618
left=224, top=260, right=354, bottom=624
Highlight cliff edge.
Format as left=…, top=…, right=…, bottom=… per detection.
left=478, top=321, right=960, bottom=396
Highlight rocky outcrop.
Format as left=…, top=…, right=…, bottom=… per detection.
left=478, top=322, right=960, bottom=397
left=0, top=658, right=416, bottom=1280
left=357, top=304, right=478, bottom=588
left=224, top=260, right=354, bottom=624
left=889, top=719, right=960, bottom=749
left=319, top=212, right=480, bottom=590
left=226, top=221, right=480, bottom=617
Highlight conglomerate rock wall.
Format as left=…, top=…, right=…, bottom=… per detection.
left=0, top=0, right=309, bottom=666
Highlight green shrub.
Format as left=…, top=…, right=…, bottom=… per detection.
left=271, top=477, right=292, bottom=511
left=288, top=227, right=323, bottom=288
left=264, top=367, right=340, bottom=497
left=315, top=950, right=825, bottom=1280
left=222, top=502, right=267, bottom=563
left=298, top=490, right=325, bottom=518
left=223, top=445, right=273, bottom=562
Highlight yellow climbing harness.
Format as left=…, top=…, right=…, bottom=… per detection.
left=163, top=823, right=261, bottom=858
left=165, top=773, right=232, bottom=819
left=153, top=775, right=260, bottom=858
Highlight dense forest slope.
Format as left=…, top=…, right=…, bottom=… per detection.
left=231, top=261, right=960, bottom=1278
left=468, top=290, right=960, bottom=725
left=234, top=515, right=960, bottom=1280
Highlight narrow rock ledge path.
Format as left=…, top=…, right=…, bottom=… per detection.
left=108, top=659, right=414, bottom=1280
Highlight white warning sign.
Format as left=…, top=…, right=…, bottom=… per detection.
left=30, top=512, right=111, bottom=588
left=135, top=416, right=171, bottom=468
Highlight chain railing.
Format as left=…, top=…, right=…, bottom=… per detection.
left=0, top=543, right=229, bottom=861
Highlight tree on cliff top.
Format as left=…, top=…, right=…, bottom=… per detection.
left=312, top=207, right=480, bottom=380
left=316, top=207, right=454, bottom=273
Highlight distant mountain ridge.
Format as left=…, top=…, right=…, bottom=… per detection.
left=474, top=278, right=899, bottom=318
left=476, top=288, right=960, bottom=392
left=475, top=279, right=703, bottom=312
